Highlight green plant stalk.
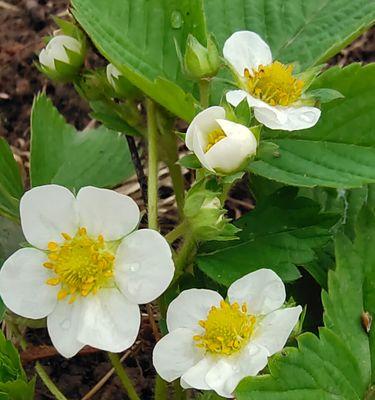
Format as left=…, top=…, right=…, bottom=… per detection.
left=155, top=375, right=168, bottom=400
left=173, top=380, right=185, bottom=400
left=35, top=362, right=69, bottom=400
left=172, top=233, right=197, bottom=284
left=167, top=159, right=185, bottom=219
left=165, top=221, right=187, bottom=244
left=108, top=353, right=141, bottom=400
left=199, top=79, right=210, bottom=108
left=146, top=98, right=159, bottom=230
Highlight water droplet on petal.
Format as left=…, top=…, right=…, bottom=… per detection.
left=61, top=318, right=71, bottom=330
left=170, top=10, right=183, bottom=29
left=127, top=263, right=140, bottom=273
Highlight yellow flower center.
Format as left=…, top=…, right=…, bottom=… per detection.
left=205, top=129, right=226, bottom=153
left=44, top=227, right=116, bottom=303
left=244, top=61, right=304, bottom=106
left=194, top=300, right=256, bottom=355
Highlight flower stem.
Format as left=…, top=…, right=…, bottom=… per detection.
left=165, top=221, right=187, bottom=244
left=173, top=234, right=197, bottom=284
left=199, top=79, right=210, bottom=108
left=35, top=362, right=68, bottom=400
left=108, top=352, right=141, bottom=400
left=146, top=98, right=159, bottom=230
left=167, top=159, right=185, bottom=219
left=154, top=375, right=168, bottom=400
left=173, top=380, right=185, bottom=400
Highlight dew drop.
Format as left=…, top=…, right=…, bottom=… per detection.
left=170, top=10, right=183, bottom=29
left=61, top=318, right=71, bottom=330
left=128, top=263, right=139, bottom=272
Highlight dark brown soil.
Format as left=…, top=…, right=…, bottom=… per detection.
left=0, top=1, right=374, bottom=399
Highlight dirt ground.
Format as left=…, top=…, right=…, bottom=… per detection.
left=0, top=0, right=374, bottom=399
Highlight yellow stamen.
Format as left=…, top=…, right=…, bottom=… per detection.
left=43, top=226, right=116, bottom=303
left=194, top=300, right=256, bottom=356
left=48, top=242, right=59, bottom=251
left=46, top=277, right=60, bottom=286
left=205, top=129, right=226, bottom=153
left=244, top=61, right=304, bottom=106
left=61, top=232, right=72, bottom=241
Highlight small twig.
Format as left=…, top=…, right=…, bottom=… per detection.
left=81, top=345, right=139, bottom=400
left=0, top=0, right=20, bottom=11
left=21, top=345, right=100, bottom=364
left=126, top=135, right=148, bottom=205
left=146, top=304, right=161, bottom=341
left=108, top=352, right=141, bottom=400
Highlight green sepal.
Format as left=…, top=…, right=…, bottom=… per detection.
left=178, top=154, right=202, bottom=169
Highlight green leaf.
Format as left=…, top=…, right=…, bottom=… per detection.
left=250, top=64, right=375, bottom=189
left=204, top=0, right=375, bottom=70
left=178, top=153, right=202, bottom=169
left=0, top=139, right=23, bottom=219
left=0, top=217, right=24, bottom=266
left=30, top=94, right=134, bottom=191
left=236, top=206, right=375, bottom=400
left=0, top=331, right=34, bottom=400
left=305, top=88, right=344, bottom=104
left=197, top=188, right=337, bottom=286
left=71, top=0, right=206, bottom=121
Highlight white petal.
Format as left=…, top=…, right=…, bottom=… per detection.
left=152, top=328, right=203, bottom=382
left=205, top=343, right=269, bottom=398
left=223, top=31, right=272, bottom=76
left=254, top=105, right=321, bottom=131
left=77, top=289, right=140, bottom=352
left=46, top=35, right=81, bottom=63
left=252, top=306, right=302, bottom=355
left=204, top=121, right=257, bottom=174
left=106, top=63, right=121, bottom=87
left=47, top=299, right=84, bottom=358
left=39, top=48, right=55, bottom=70
left=20, top=185, right=78, bottom=250
left=192, top=130, right=216, bottom=172
left=181, top=356, right=215, bottom=390
left=0, top=248, right=58, bottom=319
left=226, top=90, right=248, bottom=107
left=228, top=268, right=285, bottom=315
left=167, top=289, right=223, bottom=332
left=186, top=106, right=225, bottom=150
left=115, top=229, right=174, bottom=304
left=76, top=186, right=140, bottom=241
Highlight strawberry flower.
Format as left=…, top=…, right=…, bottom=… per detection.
left=0, top=185, right=174, bottom=358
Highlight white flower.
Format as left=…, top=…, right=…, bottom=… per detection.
left=223, top=31, right=321, bottom=131
left=153, top=269, right=302, bottom=398
left=0, top=185, right=174, bottom=358
left=106, top=63, right=122, bottom=88
left=186, top=106, right=257, bottom=174
left=39, top=35, right=83, bottom=72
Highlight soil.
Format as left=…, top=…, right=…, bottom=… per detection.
left=0, top=1, right=374, bottom=399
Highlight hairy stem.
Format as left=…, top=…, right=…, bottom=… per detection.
left=146, top=98, right=159, bottom=230
left=165, top=222, right=187, bottom=244
left=108, top=353, right=141, bottom=400
left=35, top=362, right=69, bottom=400
left=167, top=159, right=185, bottom=219
left=154, top=375, right=168, bottom=400
left=125, top=135, right=148, bottom=205
left=173, top=234, right=197, bottom=284
left=199, top=79, right=210, bottom=108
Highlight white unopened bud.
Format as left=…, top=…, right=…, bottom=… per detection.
left=39, top=35, right=84, bottom=81
left=185, top=106, right=258, bottom=175
left=106, top=63, right=122, bottom=88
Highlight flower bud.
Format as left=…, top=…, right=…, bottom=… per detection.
left=185, top=106, right=258, bottom=175
left=184, top=187, right=239, bottom=242
left=184, top=34, right=221, bottom=80
left=39, top=35, right=85, bottom=81
left=106, top=63, right=141, bottom=99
